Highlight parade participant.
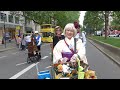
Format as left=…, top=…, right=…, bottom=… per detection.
left=53, top=23, right=88, bottom=64
left=34, top=31, right=41, bottom=51
left=74, top=21, right=87, bottom=54
left=16, top=35, right=22, bottom=50
left=53, top=26, right=65, bottom=48
left=21, top=34, right=26, bottom=50
left=25, top=34, right=31, bottom=49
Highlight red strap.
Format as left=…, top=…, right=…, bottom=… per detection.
left=64, top=39, right=74, bottom=54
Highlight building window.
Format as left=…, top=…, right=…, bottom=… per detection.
left=0, top=13, right=7, bottom=22
left=9, top=15, right=14, bottom=23
left=15, top=16, right=19, bottom=24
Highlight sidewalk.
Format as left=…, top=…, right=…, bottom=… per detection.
left=0, top=39, right=17, bottom=52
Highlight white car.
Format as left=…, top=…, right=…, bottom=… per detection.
left=108, top=34, right=119, bottom=37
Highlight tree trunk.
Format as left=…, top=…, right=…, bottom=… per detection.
left=105, top=11, right=109, bottom=39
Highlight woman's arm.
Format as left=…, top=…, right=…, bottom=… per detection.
left=53, top=40, right=63, bottom=64
left=76, top=39, right=88, bottom=64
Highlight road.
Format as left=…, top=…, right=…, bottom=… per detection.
left=0, top=43, right=52, bottom=79
left=86, top=40, right=120, bottom=79
left=0, top=41, right=120, bottom=79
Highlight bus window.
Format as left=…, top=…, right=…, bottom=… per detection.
left=51, top=33, right=54, bottom=37
left=52, top=25, right=56, bottom=28
left=42, top=32, right=52, bottom=37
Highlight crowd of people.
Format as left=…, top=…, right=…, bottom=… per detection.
left=14, top=20, right=87, bottom=65
left=16, top=31, right=42, bottom=51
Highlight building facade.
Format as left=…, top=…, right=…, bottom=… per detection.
left=0, top=11, right=41, bottom=40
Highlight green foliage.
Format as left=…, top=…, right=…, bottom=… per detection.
left=10, top=11, right=80, bottom=28
left=111, top=11, right=120, bottom=30
left=90, top=36, right=120, bottom=48
left=83, top=11, right=104, bottom=35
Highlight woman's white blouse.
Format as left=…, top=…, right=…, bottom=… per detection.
left=53, top=37, right=87, bottom=64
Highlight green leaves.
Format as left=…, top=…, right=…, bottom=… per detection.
left=83, top=11, right=104, bottom=34
left=10, top=11, right=80, bottom=29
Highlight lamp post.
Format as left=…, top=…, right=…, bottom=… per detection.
left=3, top=14, right=6, bottom=48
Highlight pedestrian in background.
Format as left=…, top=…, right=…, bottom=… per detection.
left=34, top=31, right=41, bottom=51
left=25, top=34, right=31, bottom=49
left=53, top=26, right=65, bottom=48
left=21, top=34, right=26, bottom=50
left=16, top=35, right=22, bottom=50
left=74, top=21, right=87, bottom=54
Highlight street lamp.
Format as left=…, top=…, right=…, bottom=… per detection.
left=3, top=14, right=6, bottom=48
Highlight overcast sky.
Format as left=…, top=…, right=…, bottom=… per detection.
left=79, top=11, right=86, bottom=26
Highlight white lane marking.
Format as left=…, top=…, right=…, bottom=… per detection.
left=0, top=56, right=7, bottom=58
left=9, top=62, right=39, bottom=79
left=16, top=62, right=27, bottom=66
left=41, top=56, right=48, bottom=59
left=46, top=66, right=52, bottom=69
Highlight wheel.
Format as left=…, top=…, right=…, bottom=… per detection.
left=34, top=56, right=38, bottom=62
left=31, top=57, right=35, bottom=62
left=27, top=57, right=31, bottom=64
left=39, top=54, right=41, bottom=60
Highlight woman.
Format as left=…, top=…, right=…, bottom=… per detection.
left=53, top=23, right=88, bottom=64
left=74, top=21, right=87, bottom=54
left=53, top=26, right=65, bottom=48
left=16, top=35, right=22, bottom=50
left=21, top=35, right=26, bottom=50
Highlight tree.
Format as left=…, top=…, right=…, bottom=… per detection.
left=10, top=11, right=80, bottom=29
left=83, top=11, right=104, bottom=35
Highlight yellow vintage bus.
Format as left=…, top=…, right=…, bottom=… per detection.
left=40, top=24, right=55, bottom=43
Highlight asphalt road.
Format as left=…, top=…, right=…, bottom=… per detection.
left=0, top=41, right=120, bottom=79
left=86, top=41, right=120, bottom=79
left=0, top=43, right=52, bottom=79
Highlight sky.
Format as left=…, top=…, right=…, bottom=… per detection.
left=79, top=11, right=86, bottom=26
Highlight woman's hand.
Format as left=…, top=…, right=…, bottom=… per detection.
left=58, top=57, right=68, bottom=64
left=70, top=54, right=78, bottom=62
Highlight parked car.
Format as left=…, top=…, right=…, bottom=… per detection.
left=108, top=34, right=119, bottom=37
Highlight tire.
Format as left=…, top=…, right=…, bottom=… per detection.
left=27, top=57, right=31, bottom=64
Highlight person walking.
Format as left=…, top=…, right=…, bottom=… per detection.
left=74, top=21, right=87, bottom=54
left=21, top=34, right=26, bottom=50
left=16, top=35, right=22, bottom=50
left=33, top=31, right=41, bottom=59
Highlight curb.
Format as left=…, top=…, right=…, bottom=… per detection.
left=87, top=38, right=120, bottom=66
left=0, top=47, right=16, bottom=52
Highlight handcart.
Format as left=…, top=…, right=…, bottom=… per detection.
left=27, top=37, right=41, bottom=64
left=35, top=63, right=51, bottom=79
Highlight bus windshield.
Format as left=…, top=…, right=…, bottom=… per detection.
left=42, top=32, right=54, bottom=37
